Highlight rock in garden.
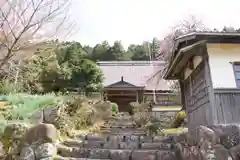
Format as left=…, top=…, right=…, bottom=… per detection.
left=210, top=124, right=240, bottom=148
left=43, top=105, right=63, bottom=123
left=30, top=108, right=44, bottom=124
left=40, top=104, right=75, bottom=136
left=35, top=143, right=57, bottom=159
left=22, top=123, right=58, bottom=145
left=19, top=146, right=35, bottom=160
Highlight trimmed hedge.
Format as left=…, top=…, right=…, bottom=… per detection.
left=111, top=102, right=118, bottom=116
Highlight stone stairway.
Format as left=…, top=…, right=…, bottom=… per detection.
left=55, top=112, right=179, bottom=160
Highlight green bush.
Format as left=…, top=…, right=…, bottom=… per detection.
left=111, top=103, right=118, bottom=116
left=67, top=97, right=112, bottom=129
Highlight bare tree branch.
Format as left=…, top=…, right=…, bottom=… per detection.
left=0, top=0, right=75, bottom=69
left=150, top=15, right=209, bottom=92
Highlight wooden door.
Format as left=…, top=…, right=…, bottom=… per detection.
left=108, top=95, right=136, bottom=112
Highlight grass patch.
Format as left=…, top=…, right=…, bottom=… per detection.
left=0, top=93, right=63, bottom=121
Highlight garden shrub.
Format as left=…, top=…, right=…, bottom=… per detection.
left=65, top=96, right=88, bottom=116
left=129, top=102, right=137, bottom=115
left=64, top=96, right=112, bottom=130
left=132, top=112, right=150, bottom=127
left=168, top=110, right=187, bottom=128
left=111, top=102, right=118, bottom=116
left=129, top=102, right=153, bottom=128
left=93, top=101, right=112, bottom=120
left=63, top=96, right=95, bottom=129
left=129, top=102, right=150, bottom=115
left=145, top=117, right=164, bottom=136
left=72, top=103, right=97, bottom=129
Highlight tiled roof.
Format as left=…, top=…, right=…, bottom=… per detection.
left=97, top=61, right=171, bottom=91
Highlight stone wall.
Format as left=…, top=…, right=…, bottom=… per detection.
left=167, top=124, right=240, bottom=160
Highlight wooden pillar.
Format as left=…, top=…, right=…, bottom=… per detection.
left=136, top=91, right=139, bottom=103
left=100, top=90, right=103, bottom=100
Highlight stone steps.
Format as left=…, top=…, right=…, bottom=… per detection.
left=99, top=131, right=146, bottom=136
left=55, top=156, right=110, bottom=160
left=57, top=112, right=178, bottom=160
left=61, top=140, right=176, bottom=150
left=57, top=146, right=177, bottom=160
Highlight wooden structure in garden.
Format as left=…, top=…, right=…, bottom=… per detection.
left=98, top=61, right=181, bottom=112
left=103, top=76, right=144, bottom=112
left=164, top=32, right=240, bottom=129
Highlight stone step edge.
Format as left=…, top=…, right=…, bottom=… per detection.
left=73, top=136, right=169, bottom=143
left=57, top=146, right=178, bottom=152
left=100, top=126, right=138, bottom=128
left=57, top=147, right=177, bottom=153
left=62, top=140, right=177, bottom=145
left=57, top=148, right=178, bottom=159
left=55, top=155, right=110, bottom=160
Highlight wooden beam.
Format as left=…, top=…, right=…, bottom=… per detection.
left=179, top=80, right=185, bottom=111
left=214, top=88, right=240, bottom=93
left=203, top=48, right=217, bottom=124
left=107, top=93, right=136, bottom=96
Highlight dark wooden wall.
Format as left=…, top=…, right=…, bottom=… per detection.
left=214, top=89, right=240, bottom=124
left=106, top=90, right=137, bottom=112
left=183, top=60, right=214, bottom=128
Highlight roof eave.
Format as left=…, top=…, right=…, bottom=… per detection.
left=164, top=40, right=207, bottom=80
left=103, top=86, right=145, bottom=91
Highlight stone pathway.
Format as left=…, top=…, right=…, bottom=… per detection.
left=55, top=112, right=179, bottom=160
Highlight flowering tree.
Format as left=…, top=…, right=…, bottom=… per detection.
left=153, top=15, right=210, bottom=92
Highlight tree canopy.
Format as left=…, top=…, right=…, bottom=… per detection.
left=2, top=13, right=240, bottom=94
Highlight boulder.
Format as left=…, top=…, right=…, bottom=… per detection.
left=20, top=143, right=57, bottom=160
left=22, top=123, right=58, bottom=146
left=31, top=103, right=74, bottom=136
left=19, top=145, right=35, bottom=160
left=30, top=108, right=44, bottom=124
left=35, top=143, right=57, bottom=159
left=30, top=104, right=64, bottom=125
left=209, top=124, right=240, bottom=149
left=43, top=104, right=65, bottom=124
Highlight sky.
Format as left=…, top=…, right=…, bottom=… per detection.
left=68, top=0, right=240, bottom=48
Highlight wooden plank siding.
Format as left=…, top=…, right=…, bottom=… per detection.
left=214, top=89, right=240, bottom=124
left=183, top=60, right=212, bottom=128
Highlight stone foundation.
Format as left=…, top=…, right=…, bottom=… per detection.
left=169, top=124, right=240, bottom=160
